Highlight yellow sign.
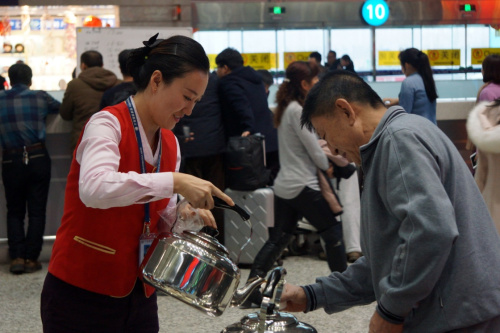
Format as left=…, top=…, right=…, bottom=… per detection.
left=284, top=52, right=312, bottom=69
left=207, top=54, right=218, bottom=70
left=242, top=53, right=277, bottom=70
left=471, top=48, right=500, bottom=65
left=378, top=51, right=400, bottom=66
left=209, top=53, right=277, bottom=70
left=423, top=49, right=460, bottom=66
left=378, top=49, right=461, bottom=66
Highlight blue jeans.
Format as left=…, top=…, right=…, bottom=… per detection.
left=2, top=147, right=51, bottom=260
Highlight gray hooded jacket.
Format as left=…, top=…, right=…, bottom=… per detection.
left=306, top=107, right=500, bottom=332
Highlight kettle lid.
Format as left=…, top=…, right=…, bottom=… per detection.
left=240, top=311, right=298, bottom=329
left=183, top=230, right=228, bottom=255
left=229, top=312, right=316, bottom=332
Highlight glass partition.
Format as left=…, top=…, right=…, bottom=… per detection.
left=194, top=24, right=498, bottom=82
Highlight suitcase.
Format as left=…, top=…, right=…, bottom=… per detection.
left=224, top=188, right=274, bottom=264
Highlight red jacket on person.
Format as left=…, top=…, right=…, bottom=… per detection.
left=49, top=102, right=177, bottom=297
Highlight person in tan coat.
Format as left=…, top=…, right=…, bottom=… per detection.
left=60, top=50, right=119, bottom=149
left=466, top=98, right=500, bottom=234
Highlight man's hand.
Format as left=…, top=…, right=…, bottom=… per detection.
left=241, top=131, right=251, bottom=137
left=369, top=311, right=404, bottom=333
left=280, top=284, right=308, bottom=312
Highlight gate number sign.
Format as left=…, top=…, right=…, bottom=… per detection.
left=362, top=0, right=390, bottom=26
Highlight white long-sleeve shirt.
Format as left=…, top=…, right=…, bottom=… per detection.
left=76, top=98, right=180, bottom=210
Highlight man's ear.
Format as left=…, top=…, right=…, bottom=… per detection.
left=80, top=63, right=87, bottom=71
left=335, top=98, right=356, bottom=125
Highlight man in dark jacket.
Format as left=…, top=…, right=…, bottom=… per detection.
left=215, top=48, right=279, bottom=184
left=60, top=50, right=119, bottom=149
left=99, top=49, right=136, bottom=109
left=173, top=71, right=226, bottom=243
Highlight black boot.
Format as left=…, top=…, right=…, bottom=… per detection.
left=320, top=225, right=348, bottom=273
left=240, top=234, right=292, bottom=308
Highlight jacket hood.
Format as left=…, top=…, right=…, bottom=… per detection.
left=78, top=67, right=119, bottom=91
left=225, top=66, right=262, bottom=84
left=466, top=101, right=500, bottom=154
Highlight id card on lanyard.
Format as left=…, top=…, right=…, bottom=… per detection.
left=125, top=97, right=162, bottom=266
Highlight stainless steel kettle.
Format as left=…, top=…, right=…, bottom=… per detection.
left=141, top=198, right=264, bottom=317
left=222, top=267, right=318, bottom=333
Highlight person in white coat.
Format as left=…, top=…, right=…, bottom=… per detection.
left=466, top=98, right=500, bottom=234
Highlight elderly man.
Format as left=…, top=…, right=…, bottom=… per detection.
left=281, top=70, right=500, bottom=332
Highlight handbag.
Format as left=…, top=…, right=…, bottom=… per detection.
left=225, top=134, right=271, bottom=191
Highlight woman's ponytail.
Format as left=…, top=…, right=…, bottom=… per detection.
left=399, top=48, right=438, bottom=103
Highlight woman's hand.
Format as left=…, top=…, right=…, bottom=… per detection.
left=198, top=208, right=217, bottom=229
left=172, top=173, right=234, bottom=210
left=382, top=98, right=399, bottom=107
left=280, top=284, right=308, bottom=312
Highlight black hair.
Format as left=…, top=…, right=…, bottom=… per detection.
left=340, top=54, right=351, bottom=63
left=215, top=48, right=243, bottom=70
left=301, top=70, right=384, bottom=131
left=127, top=34, right=210, bottom=92
left=80, top=50, right=103, bottom=68
left=482, top=54, right=500, bottom=84
left=340, top=54, right=355, bottom=73
left=118, top=49, right=133, bottom=76
left=0, top=76, right=5, bottom=90
left=257, top=69, right=274, bottom=87
left=399, top=48, right=438, bottom=102
left=275, top=61, right=319, bottom=127
left=309, top=51, right=322, bottom=63
left=328, top=50, right=337, bottom=57
left=8, top=63, right=32, bottom=86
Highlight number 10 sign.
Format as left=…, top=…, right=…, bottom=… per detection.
left=362, top=0, right=390, bottom=26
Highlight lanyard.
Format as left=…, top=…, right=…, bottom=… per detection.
left=125, top=97, right=162, bottom=227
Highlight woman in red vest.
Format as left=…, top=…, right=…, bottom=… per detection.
left=40, top=34, right=233, bottom=333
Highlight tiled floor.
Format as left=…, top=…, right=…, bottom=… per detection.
left=0, top=255, right=375, bottom=333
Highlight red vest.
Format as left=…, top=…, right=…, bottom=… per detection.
left=49, top=102, right=177, bottom=297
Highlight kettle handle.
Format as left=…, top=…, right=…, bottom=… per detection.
left=213, top=196, right=251, bottom=221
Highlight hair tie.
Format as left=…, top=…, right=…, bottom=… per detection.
left=143, top=33, right=162, bottom=49
left=142, top=33, right=164, bottom=59
left=283, top=78, right=290, bottom=82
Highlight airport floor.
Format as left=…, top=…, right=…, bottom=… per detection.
left=0, top=254, right=376, bottom=333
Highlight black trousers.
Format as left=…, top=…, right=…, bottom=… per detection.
left=41, top=273, right=159, bottom=333
left=250, top=186, right=347, bottom=280
left=2, top=147, right=51, bottom=260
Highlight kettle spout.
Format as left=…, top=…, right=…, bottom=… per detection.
left=231, top=276, right=266, bottom=307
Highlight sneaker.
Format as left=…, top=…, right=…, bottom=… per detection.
left=9, top=258, right=25, bottom=274
left=24, top=259, right=42, bottom=273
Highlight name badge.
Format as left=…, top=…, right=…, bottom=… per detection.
left=139, top=232, right=157, bottom=266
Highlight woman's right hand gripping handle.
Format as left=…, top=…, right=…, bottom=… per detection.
left=172, top=173, right=234, bottom=210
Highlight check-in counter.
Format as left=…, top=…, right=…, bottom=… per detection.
left=436, top=99, right=476, bottom=172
